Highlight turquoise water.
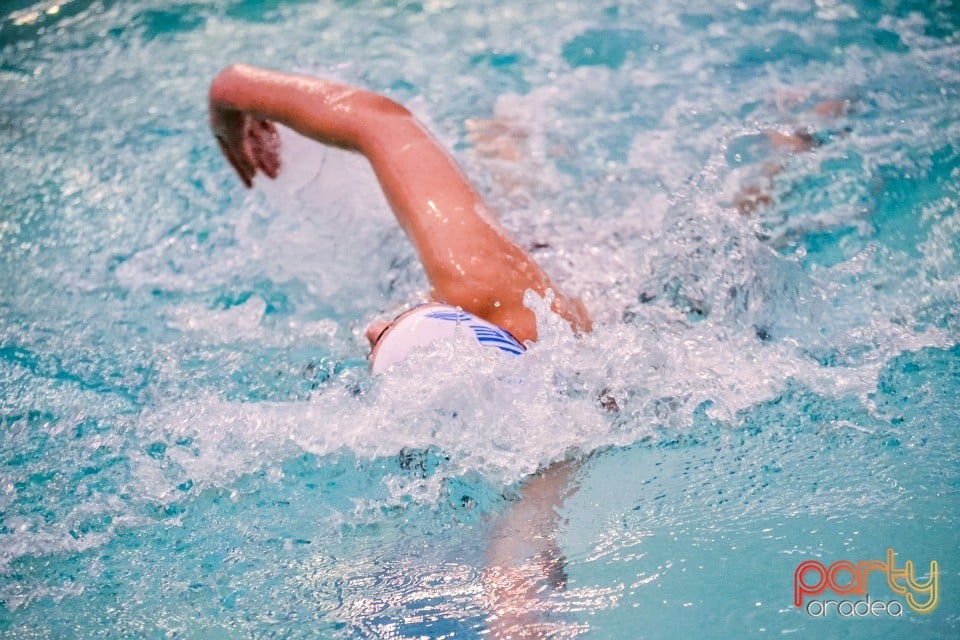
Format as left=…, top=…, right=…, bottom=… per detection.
left=1, top=0, right=958, bottom=637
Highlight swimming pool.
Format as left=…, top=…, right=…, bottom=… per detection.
left=1, top=0, right=958, bottom=637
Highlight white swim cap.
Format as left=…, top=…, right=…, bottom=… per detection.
left=369, top=303, right=525, bottom=374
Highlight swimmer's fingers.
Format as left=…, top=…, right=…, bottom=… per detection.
left=216, top=136, right=255, bottom=188
left=217, top=117, right=279, bottom=187
left=211, top=105, right=258, bottom=187
left=245, top=118, right=281, bottom=180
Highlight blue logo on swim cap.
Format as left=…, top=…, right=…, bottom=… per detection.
left=425, top=309, right=524, bottom=356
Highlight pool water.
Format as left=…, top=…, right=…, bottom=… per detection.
left=1, top=0, right=958, bottom=637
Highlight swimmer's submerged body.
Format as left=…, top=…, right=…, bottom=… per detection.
left=208, top=64, right=590, bottom=369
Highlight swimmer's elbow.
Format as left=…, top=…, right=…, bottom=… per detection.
left=350, top=93, right=426, bottom=156
left=359, top=92, right=413, bottom=120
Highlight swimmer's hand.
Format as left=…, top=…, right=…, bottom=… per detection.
left=210, top=106, right=280, bottom=188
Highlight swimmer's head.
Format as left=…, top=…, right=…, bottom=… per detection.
left=367, top=303, right=525, bottom=374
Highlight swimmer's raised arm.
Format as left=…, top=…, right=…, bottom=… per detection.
left=209, top=64, right=590, bottom=342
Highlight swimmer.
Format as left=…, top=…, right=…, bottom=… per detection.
left=209, top=64, right=590, bottom=637
left=208, top=64, right=590, bottom=371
